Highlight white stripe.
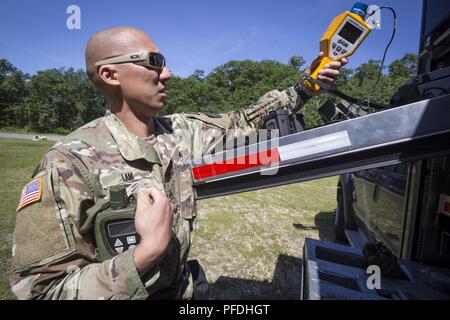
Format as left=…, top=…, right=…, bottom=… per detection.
left=20, top=192, right=39, bottom=204
left=20, top=194, right=38, bottom=203
left=20, top=191, right=38, bottom=201
left=22, top=192, right=38, bottom=200
left=278, top=131, right=351, bottom=162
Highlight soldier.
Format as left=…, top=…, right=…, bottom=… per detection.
left=10, top=26, right=346, bottom=299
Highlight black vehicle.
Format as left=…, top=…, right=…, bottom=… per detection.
left=301, top=0, right=450, bottom=299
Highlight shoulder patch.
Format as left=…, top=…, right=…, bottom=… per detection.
left=16, top=178, right=43, bottom=212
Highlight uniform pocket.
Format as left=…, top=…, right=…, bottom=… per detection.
left=173, top=164, right=196, bottom=220
left=12, top=167, right=75, bottom=270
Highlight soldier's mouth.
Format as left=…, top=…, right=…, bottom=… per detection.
left=158, top=87, right=167, bottom=96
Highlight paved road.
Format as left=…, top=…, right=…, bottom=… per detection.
left=0, top=132, right=65, bottom=142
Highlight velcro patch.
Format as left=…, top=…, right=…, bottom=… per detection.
left=16, top=178, right=43, bottom=212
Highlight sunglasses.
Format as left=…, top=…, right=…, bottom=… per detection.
left=94, top=51, right=166, bottom=71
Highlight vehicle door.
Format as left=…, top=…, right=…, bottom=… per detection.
left=351, top=169, right=380, bottom=236
left=373, top=164, right=409, bottom=256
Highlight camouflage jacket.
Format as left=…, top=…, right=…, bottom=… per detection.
left=10, top=87, right=304, bottom=300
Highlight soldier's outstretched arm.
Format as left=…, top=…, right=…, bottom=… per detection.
left=179, top=53, right=347, bottom=137
left=176, top=85, right=307, bottom=157
left=227, top=85, right=307, bottom=130
left=10, top=150, right=164, bottom=300
left=176, top=55, right=348, bottom=159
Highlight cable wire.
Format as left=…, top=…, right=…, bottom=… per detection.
left=365, top=6, right=397, bottom=111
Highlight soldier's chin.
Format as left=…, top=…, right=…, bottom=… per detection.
left=154, top=100, right=165, bottom=110
left=145, top=101, right=164, bottom=115
left=154, top=95, right=166, bottom=106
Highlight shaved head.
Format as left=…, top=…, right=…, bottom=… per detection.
left=85, top=26, right=159, bottom=87
left=84, top=26, right=171, bottom=127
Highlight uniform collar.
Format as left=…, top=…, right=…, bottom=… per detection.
left=103, top=113, right=161, bottom=165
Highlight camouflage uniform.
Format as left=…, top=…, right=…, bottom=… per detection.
left=10, top=87, right=305, bottom=300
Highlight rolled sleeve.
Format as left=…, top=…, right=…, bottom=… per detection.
left=112, top=247, right=161, bottom=299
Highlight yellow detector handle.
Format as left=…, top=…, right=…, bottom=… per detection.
left=303, top=9, right=372, bottom=92
left=308, top=56, right=335, bottom=89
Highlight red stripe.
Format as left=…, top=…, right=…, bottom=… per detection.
left=19, top=197, right=38, bottom=208
left=19, top=191, right=39, bottom=204
left=444, top=201, right=450, bottom=213
left=20, top=191, right=38, bottom=203
left=192, top=148, right=280, bottom=180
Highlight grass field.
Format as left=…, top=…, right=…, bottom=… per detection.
left=0, top=138, right=338, bottom=300
left=0, top=138, right=55, bottom=299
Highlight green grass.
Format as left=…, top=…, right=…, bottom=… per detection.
left=0, top=138, right=339, bottom=300
left=189, top=178, right=338, bottom=299
left=0, top=138, right=54, bottom=299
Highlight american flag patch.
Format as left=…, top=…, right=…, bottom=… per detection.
left=16, top=178, right=43, bottom=212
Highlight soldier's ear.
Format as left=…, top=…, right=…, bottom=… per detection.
left=98, top=65, right=120, bottom=87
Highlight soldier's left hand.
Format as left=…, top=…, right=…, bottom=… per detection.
left=303, top=52, right=348, bottom=96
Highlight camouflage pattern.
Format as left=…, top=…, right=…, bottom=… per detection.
left=10, top=86, right=305, bottom=300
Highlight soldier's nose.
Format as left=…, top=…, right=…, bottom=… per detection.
left=160, top=67, right=172, bottom=81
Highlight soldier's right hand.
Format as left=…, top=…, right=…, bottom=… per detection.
left=133, top=187, right=174, bottom=273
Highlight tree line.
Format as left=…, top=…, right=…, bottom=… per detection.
left=0, top=53, right=417, bottom=134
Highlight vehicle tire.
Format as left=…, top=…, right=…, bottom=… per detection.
left=334, top=187, right=347, bottom=243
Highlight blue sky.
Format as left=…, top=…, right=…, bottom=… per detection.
left=0, top=0, right=423, bottom=78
